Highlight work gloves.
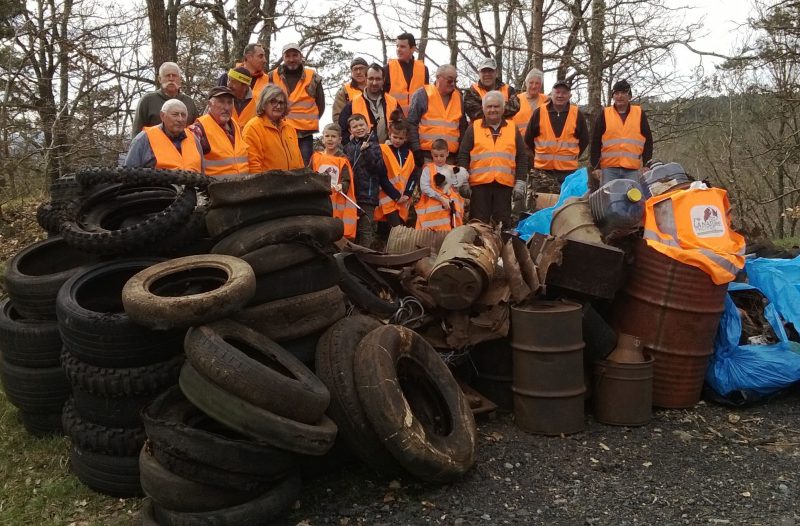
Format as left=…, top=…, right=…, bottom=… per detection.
left=512, top=179, right=526, bottom=201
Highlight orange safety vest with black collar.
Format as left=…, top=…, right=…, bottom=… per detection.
left=533, top=104, right=580, bottom=172
left=468, top=119, right=516, bottom=187
left=643, top=187, right=745, bottom=285
left=415, top=162, right=464, bottom=231
left=471, top=83, right=510, bottom=101
left=144, top=126, right=202, bottom=173
left=388, top=59, right=426, bottom=115
left=310, top=152, right=358, bottom=239
left=418, top=85, right=462, bottom=153
left=343, top=82, right=362, bottom=102
left=375, top=143, right=415, bottom=222
left=196, top=115, right=249, bottom=177
left=232, top=99, right=256, bottom=127
left=271, top=68, right=320, bottom=132
left=513, top=93, right=548, bottom=136
left=600, top=105, right=646, bottom=170
left=351, top=93, right=401, bottom=129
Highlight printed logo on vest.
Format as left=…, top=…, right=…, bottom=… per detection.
left=318, top=164, right=340, bottom=185
left=690, top=205, right=725, bottom=238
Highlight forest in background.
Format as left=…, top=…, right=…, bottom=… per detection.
left=0, top=0, right=798, bottom=239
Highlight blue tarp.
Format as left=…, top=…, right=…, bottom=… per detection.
left=745, top=255, right=800, bottom=331
left=515, top=168, right=589, bottom=241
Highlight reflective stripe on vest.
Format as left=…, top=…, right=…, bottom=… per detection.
left=196, top=115, right=249, bottom=177
left=533, top=104, right=580, bottom=171
left=415, top=162, right=464, bottom=231
left=271, top=68, right=320, bottom=131
left=310, top=151, right=357, bottom=238
left=642, top=187, right=746, bottom=285
left=351, top=93, right=400, bottom=129
left=388, top=59, right=426, bottom=113
left=600, top=105, right=645, bottom=169
left=468, top=119, right=517, bottom=187
left=418, top=85, right=462, bottom=153
left=374, top=143, right=415, bottom=221
left=144, top=126, right=202, bottom=173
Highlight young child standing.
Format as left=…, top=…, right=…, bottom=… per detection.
left=309, top=123, right=358, bottom=239
left=376, top=112, right=417, bottom=228
left=416, top=138, right=466, bottom=231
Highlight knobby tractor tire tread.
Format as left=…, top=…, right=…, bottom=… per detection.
left=75, top=167, right=212, bottom=189
left=69, top=445, right=143, bottom=498
left=0, top=298, right=62, bottom=368
left=207, top=168, right=330, bottom=206
left=205, top=194, right=333, bottom=238
left=183, top=320, right=329, bottom=424
left=145, top=205, right=210, bottom=257
left=178, top=362, right=337, bottom=456
left=36, top=202, right=67, bottom=235
left=49, top=175, right=83, bottom=202
left=60, top=184, right=197, bottom=254
left=139, top=447, right=259, bottom=513
left=61, top=398, right=145, bottom=456
left=61, top=349, right=184, bottom=398
left=72, top=386, right=160, bottom=429
left=211, top=215, right=344, bottom=257
left=0, top=359, right=70, bottom=413
left=142, top=387, right=295, bottom=490
left=354, top=325, right=478, bottom=483
left=314, top=315, right=401, bottom=475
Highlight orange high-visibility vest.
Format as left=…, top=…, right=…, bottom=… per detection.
left=643, top=187, right=745, bottom=285
left=195, top=115, right=249, bottom=177
left=533, top=104, right=580, bottom=171
left=471, top=83, right=510, bottom=101
left=310, top=151, right=357, bottom=239
left=415, top=162, right=464, bottom=231
left=343, top=82, right=362, bottom=102
left=418, top=85, right=462, bottom=153
left=469, top=120, right=516, bottom=187
left=388, top=59, right=426, bottom=114
left=251, top=74, right=269, bottom=101
left=375, top=143, right=415, bottom=222
left=144, top=126, right=202, bottom=173
left=232, top=98, right=256, bottom=127
left=513, top=93, right=548, bottom=136
left=600, top=105, right=646, bottom=169
left=271, top=68, right=320, bottom=132
left=351, top=93, right=401, bottom=129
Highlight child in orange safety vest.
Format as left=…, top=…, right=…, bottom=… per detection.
left=376, top=112, right=417, bottom=229
left=415, top=138, right=466, bottom=231
left=309, top=123, right=358, bottom=239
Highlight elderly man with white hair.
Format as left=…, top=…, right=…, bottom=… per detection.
left=512, top=68, right=550, bottom=136
left=125, top=99, right=204, bottom=173
left=132, top=62, right=199, bottom=137
left=457, top=90, right=527, bottom=227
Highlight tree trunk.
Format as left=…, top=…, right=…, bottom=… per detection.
left=586, top=0, right=605, bottom=123
left=417, top=0, right=432, bottom=61
left=369, top=0, right=387, bottom=63
left=258, top=0, right=278, bottom=66
left=446, top=0, right=458, bottom=65
left=146, top=0, right=180, bottom=76
left=530, top=0, right=544, bottom=71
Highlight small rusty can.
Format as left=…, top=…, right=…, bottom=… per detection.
left=593, top=358, right=653, bottom=426
left=510, top=300, right=585, bottom=435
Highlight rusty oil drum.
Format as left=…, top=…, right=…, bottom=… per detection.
left=612, top=241, right=727, bottom=408
left=593, top=358, right=654, bottom=426
left=510, top=300, right=585, bottom=435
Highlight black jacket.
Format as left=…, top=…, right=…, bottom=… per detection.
left=343, top=132, right=395, bottom=206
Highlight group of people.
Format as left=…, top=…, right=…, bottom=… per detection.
left=125, top=32, right=654, bottom=248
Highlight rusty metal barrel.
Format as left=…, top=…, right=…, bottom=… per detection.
left=510, top=300, right=585, bottom=435
left=612, top=241, right=727, bottom=408
left=593, top=358, right=654, bottom=426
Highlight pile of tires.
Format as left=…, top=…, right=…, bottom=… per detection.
left=208, top=170, right=347, bottom=365
left=0, top=236, right=100, bottom=435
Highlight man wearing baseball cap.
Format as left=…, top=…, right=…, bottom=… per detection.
left=268, top=42, right=325, bottom=165
left=463, top=56, right=520, bottom=122
left=590, top=79, right=653, bottom=185
left=332, top=57, right=368, bottom=123
left=524, top=79, right=589, bottom=185
left=226, top=66, right=255, bottom=126
left=190, top=86, right=249, bottom=177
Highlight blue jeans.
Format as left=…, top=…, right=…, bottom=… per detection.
left=298, top=135, right=314, bottom=166
left=601, top=167, right=640, bottom=186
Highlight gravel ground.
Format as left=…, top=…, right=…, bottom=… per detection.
left=287, top=393, right=800, bottom=526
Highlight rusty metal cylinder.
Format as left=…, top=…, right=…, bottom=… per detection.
left=593, top=358, right=654, bottom=426
left=613, top=241, right=727, bottom=408
left=510, top=300, right=585, bottom=435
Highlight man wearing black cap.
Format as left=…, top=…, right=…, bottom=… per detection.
left=590, top=79, right=653, bottom=185
left=226, top=67, right=255, bottom=126
left=332, top=57, right=368, bottom=123
left=190, top=86, right=249, bottom=177
left=268, top=42, right=325, bottom=165
left=463, top=57, right=520, bottom=122
left=524, top=79, right=589, bottom=185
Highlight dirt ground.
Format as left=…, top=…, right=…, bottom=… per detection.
left=287, top=393, right=800, bottom=526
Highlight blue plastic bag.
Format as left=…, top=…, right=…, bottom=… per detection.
left=515, top=168, right=589, bottom=241
left=706, top=282, right=800, bottom=397
left=745, top=255, right=800, bottom=331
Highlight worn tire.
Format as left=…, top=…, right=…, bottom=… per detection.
left=121, top=255, right=255, bottom=330
left=354, top=325, right=477, bottom=483
left=0, top=298, right=62, bottom=367
left=211, top=215, right=344, bottom=257
left=233, top=286, right=346, bottom=342
left=69, top=445, right=142, bottom=498
left=19, top=410, right=64, bottom=437
left=240, top=241, right=327, bottom=275
left=184, top=320, right=329, bottom=424
left=49, top=175, right=83, bottom=202
left=4, top=236, right=100, bottom=320
left=179, top=362, right=337, bottom=455
left=249, top=257, right=339, bottom=305
left=56, top=259, right=185, bottom=368
left=72, top=386, right=157, bottom=429
left=280, top=331, right=324, bottom=365
left=75, top=166, right=211, bottom=189
left=315, top=316, right=399, bottom=474
left=206, top=194, right=332, bottom=238
left=335, top=253, right=400, bottom=318
left=62, top=398, right=145, bottom=455
left=0, top=359, right=70, bottom=413
left=36, top=202, right=67, bottom=236
left=207, top=169, right=330, bottom=206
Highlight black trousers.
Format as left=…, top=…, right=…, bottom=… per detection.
left=469, top=182, right=513, bottom=227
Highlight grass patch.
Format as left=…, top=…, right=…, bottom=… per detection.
left=0, top=390, right=142, bottom=525
left=773, top=237, right=800, bottom=250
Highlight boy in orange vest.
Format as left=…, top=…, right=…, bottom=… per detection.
left=376, top=113, right=417, bottom=230
left=309, top=123, right=358, bottom=239
left=416, top=138, right=466, bottom=231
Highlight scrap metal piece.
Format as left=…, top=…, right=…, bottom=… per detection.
left=357, top=247, right=431, bottom=267
left=385, top=226, right=447, bottom=255
left=550, top=197, right=603, bottom=244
